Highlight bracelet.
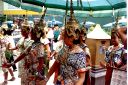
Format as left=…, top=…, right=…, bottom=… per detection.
left=44, top=76, right=48, bottom=82
left=11, top=62, right=15, bottom=66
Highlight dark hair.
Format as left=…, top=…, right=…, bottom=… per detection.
left=81, top=29, right=87, bottom=37
left=124, top=29, right=127, bottom=34
left=73, top=39, right=80, bottom=44
left=73, top=29, right=81, bottom=44
left=2, top=29, right=14, bottom=35
left=31, top=28, right=40, bottom=41
left=54, top=24, right=58, bottom=27
left=6, top=29, right=14, bottom=35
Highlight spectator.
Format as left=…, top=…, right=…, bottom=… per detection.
left=53, top=24, right=60, bottom=43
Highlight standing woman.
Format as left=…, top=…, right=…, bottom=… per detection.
left=6, top=22, right=46, bottom=85
left=43, top=16, right=86, bottom=85
left=60, top=28, right=86, bottom=85
left=11, top=18, right=33, bottom=85
left=101, top=30, right=126, bottom=85
left=79, top=28, right=91, bottom=85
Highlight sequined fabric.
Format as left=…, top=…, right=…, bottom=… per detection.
left=105, top=44, right=125, bottom=67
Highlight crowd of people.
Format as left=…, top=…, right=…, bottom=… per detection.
left=0, top=15, right=127, bottom=85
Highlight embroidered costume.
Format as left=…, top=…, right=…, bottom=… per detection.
left=16, top=37, right=33, bottom=84
left=58, top=46, right=86, bottom=85
left=105, top=44, right=126, bottom=67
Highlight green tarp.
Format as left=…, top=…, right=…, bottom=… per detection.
left=21, top=0, right=126, bottom=11
left=3, top=0, right=127, bottom=17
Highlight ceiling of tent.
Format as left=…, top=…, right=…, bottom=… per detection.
left=3, top=0, right=127, bottom=17
left=22, top=0, right=126, bottom=10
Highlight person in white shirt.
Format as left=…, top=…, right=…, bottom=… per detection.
left=46, top=27, right=54, bottom=51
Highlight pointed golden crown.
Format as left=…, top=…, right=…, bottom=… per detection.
left=111, top=16, right=119, bottom=34
left=65, top=0, right=80, bottom=37
left=32, top=8, right=47, bottom=38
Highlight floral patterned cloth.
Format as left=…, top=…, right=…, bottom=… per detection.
left=23, top=41, right=45, bottom=85
left=16, top=37, right=33, bottom=84
left=110, top=69, right=127, bottom=85
left=58, top=46, right=86, bottom=85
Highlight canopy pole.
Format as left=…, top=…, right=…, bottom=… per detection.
left=112, top=8, right=115, bottom=22
left=77, top=0, right=79, bottom=8
left=64, top=0, right=68, bottom=26
left=80, top=0, right=83, bottom=10
left=64, top=11, right=68, bottom=26
left=70, top=0, right=74, bottom=18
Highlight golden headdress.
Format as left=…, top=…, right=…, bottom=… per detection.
left=21, top=17, right=30, bottom=32
left=32, top=8, right=47, bottom=38
left=65, top=0, right=80, bottom=39
left=111, top=17, right=120, bottom=38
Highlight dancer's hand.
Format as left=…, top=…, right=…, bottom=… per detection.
left=120, top=65, right=127, bottom=71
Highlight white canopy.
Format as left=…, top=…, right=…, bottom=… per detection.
left=87, top=24, right=111, bottom=39
left=103, top=17, right=127, bottom=27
